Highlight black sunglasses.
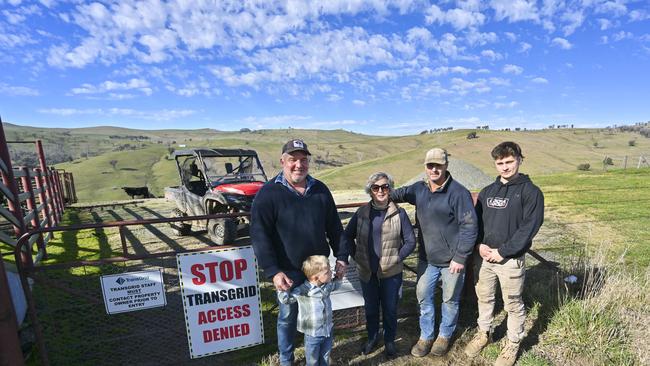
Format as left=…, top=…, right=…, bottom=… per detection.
left=370, top=184, right=390, bottom=193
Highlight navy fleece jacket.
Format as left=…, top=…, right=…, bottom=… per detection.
left=476, top=173, right=544, bottom=259
left=250, top=174, right=345, bottom=283
left=391, top=173, right=478, bottom=266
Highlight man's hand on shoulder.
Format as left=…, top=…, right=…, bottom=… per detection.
left=449, top=260, right=464, bottom=274
left=273, top=272, right=293, bottom=291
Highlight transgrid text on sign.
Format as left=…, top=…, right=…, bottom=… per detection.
left=177, top=246, right=264, bottom=359
left=100, top=270, right=167, bottom=314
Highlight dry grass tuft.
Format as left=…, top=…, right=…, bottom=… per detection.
left=543, top=247, right=649, bottom=365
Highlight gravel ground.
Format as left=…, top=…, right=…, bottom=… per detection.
left=403, top=157, right=495, bottom=191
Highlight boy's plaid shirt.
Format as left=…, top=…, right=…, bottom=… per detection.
left=278, top=279, right=341, bottom=337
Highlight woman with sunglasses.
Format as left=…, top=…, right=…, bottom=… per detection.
left=341, top=172, right=416, bottom=358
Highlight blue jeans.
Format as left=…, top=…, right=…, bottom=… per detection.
left=304, top=334, right=333, bottom=366
left=277, top=297, right=298, bottom=366
left=360, top=272, right=403, bottom=343
left=416, top=260, right=465, bottom=340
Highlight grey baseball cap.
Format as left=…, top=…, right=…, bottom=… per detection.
left=282, top=139, right=311, bottom=155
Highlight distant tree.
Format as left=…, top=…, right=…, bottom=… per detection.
left=240, top=128, right=252, bottom=132
left=629, top=140, right=636, bottom=147
left=577, top=163, right=591, bottom=171
left=593, top=141, right=599, bottom=147
left=466, top=131, right=477, bottom=139
left=420, top=130, right=428, bottom=135
left=603, top=157, right=614, bottom=166
left=109, top=160, right=118, bottom=170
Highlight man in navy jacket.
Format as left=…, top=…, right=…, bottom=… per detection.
left=250, top=139, right=347, bottom=366
left=464, top=141, right=544, bottom=366
left=391, top=147, right=478, bottom=358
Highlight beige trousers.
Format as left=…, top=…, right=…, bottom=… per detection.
left=474, top=255, right=526, bottom=342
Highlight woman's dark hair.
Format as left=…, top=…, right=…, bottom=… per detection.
left=491, top=141, right=524, bottom=160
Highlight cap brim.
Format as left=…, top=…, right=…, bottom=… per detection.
left=285, top=148, right=311, bottom=155
left=424, top=159, right=446, bottom=165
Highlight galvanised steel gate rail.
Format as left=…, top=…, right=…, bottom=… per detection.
left=1, top=116, right=76, bottom=365
left=14, top=204, right=366, bottom=366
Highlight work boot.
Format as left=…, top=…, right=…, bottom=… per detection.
left=361, top=336, right=379, bottom=355
left=384, top=341, right=397, bottom=358
left=430, top=336, right=450, bottom=356
left=464, top=330, right=490, bottom=357
left=410, top=338, right=433, bottom=357
left=494, top=340, right=520, bottom=366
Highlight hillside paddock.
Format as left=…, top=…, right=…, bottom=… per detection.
left=6, top=168, right=647, bottom=365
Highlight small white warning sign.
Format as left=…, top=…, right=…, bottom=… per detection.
left=100, top=269, right=167, bottom=314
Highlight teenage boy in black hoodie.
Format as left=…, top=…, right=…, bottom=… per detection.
left=464, top=141, right=544, bottom=366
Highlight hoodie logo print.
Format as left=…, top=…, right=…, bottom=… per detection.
left=487, top=197, right=509, bottom=209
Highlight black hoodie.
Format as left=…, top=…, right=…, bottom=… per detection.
left=476, top=173, right=544, bottom=259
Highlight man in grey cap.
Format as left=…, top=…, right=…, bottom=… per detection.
left=391, top=147, right=478, bottom=358
left=251, top=138, right=348, bottom=366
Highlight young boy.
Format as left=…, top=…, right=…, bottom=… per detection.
left=278, top=255, right=341, bottom=366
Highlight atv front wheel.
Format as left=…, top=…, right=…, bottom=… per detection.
left=208, top=218, right=237, bottom=245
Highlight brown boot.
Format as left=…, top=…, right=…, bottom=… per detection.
left=430, top=336, right=450, bottom=356
left=494, top=340, right=520, bottom=366
left=410, top=338, right=433, bottom=357
left=464, top=330, right=490, bottom=357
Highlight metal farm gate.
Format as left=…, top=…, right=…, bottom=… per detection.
left=13, top=209, right=368, bottom=366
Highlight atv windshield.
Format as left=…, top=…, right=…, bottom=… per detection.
left=201, top=155, right=266, bottom=185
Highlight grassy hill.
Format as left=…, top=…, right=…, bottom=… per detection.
left=4, top=122, right=649, bottom=202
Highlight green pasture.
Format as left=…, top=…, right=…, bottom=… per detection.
left=35, top=124, right=648, bottom=202
left=535, top=168, right=650, bottom=267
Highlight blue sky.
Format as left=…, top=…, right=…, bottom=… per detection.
left=1, top=0, right=649, bottom=136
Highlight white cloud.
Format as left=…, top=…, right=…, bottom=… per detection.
left=427, top=66, right=472, bottom=77
left=505, top=32, right=517, bottom=41
left=490, top=0, right=539, bottom=22
left=406, top=27, right=433, bottom=45
left=597, top=18, right=612, bottom=30
left=629, top=9, right=650, bottom=22
left=0, top=82, right=39, bottom=96
left=489, top=77, right=510, bottom=86
left=561, top=10, right=585, bottom=36
left=241, top=114, right=312, bottom=128
left=425, top=4, right=486, bottom=30
left=551, top=37, right=573, bottom=49
left=494, top=101, right=518, bottom=109
left=595, top=1, right=627, bottom=17
left=612, top=31, right=633, bottom=42
left=451, top=77, right=491, bottom=95
left=436, top=33, right=462, bottom=58
left=376, top=70, right=398, bottom=82
left=327, top=94, right=342, bottom=102
left=503, top=64, right=523, bottom=75
left=518, top=41, right=532, bottom=53
left=531, top=77, right=549, bottom=84
left=481, top=49, right=502, bottom=60
left=209, top=27, right=397, bottom=88
left=352, top=99, right=366, bottom=106
left=465, top=30, right=498, bottom=46
left=38, top=107, right=196, bottom=120
left=70, top=78, right=152, bottom=96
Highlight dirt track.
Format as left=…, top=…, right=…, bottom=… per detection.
left=60, top=191, right=559, bottom=366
